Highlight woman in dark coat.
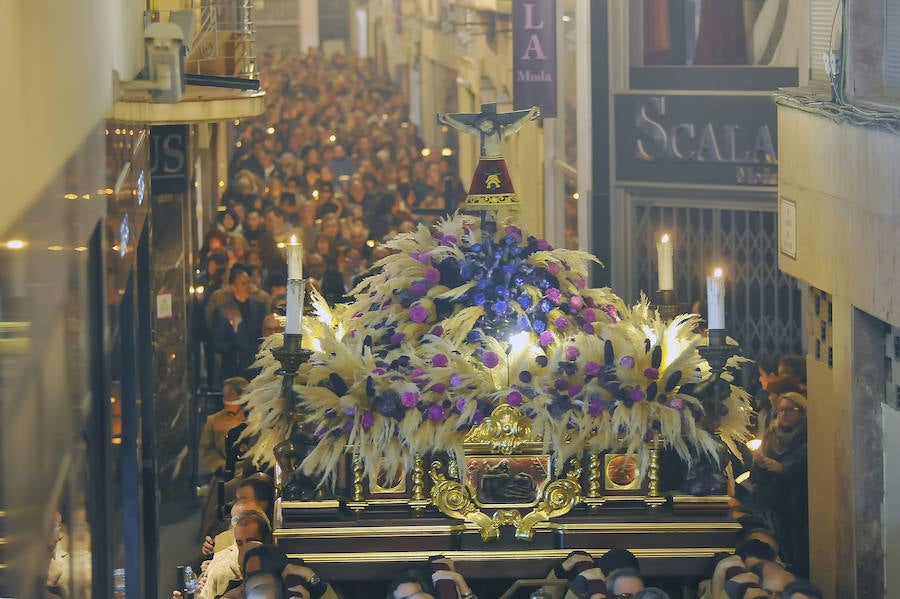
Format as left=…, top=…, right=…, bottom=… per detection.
left=750, top=391, right=809, bottom=577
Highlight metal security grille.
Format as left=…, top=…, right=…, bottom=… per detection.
left=631, top=203, right=803, bottom=360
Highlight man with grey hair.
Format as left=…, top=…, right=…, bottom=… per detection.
left=198, top=509, right=271, bottom=599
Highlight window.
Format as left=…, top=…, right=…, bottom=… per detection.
left=844, top=0, right=900, bottom=105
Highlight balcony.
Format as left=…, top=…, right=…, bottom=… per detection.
left=112, top=0, right=265, bottom=124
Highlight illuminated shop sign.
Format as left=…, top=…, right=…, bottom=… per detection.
left=615, top=94, right=777, bottom=186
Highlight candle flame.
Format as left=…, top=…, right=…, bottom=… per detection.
left=661, top=233, right=670, bottom=243
left=746, top=438, right=762, bottom=452
left=713, top=267, right=723, bottom=277
left=289, top=234, right=298, bottom=245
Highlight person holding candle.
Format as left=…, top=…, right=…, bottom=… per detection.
left=210, top=264, right=268, bottom=380
left=750, top=392, right=809, bottom=578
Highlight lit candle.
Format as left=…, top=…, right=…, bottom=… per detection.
left=656, top=233, right=674, bottom=291
left=706, top=268, right=725, bottom=330
left=286, top=235, right=302, bottom=280
left=285, top=235, right=304, bottom=335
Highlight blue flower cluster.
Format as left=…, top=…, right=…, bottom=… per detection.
left=434, top=227, right=560, bottom=340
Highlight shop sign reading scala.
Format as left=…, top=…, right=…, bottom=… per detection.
left=615, top=94, right=778, bottom=187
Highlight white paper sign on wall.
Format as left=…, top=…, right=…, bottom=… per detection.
left=780, top=196, right=797, bottom=260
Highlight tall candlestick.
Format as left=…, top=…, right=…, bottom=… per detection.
left=286, top=235, right=303, bottom=280
left=656, top=233, right=674, bottom=291
left=285, top=235, right=304, bottom=335
left=706, top=268, right=725, bottom=329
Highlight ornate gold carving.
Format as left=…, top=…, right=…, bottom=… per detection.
left=464, top=404, right=533, bottom=454
left=430, top=461, right=499, bottom=541
left=465, top=193, right=520, bottom=209
left=587, top=452, right=602, bottom=498
left=429, top=456, right=582, bottom=542
left=412, top=454, right=425, bottom=500
left=352, top=450, right=364, bottom=502
left=647, top=435, right=661, bottom=498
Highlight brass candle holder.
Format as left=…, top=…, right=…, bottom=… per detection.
left=270, top=332, right=313, bottom=413
left=652, top=288, right=688, bottom=322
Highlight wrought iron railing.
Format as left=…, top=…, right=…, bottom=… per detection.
left=161, top=0, right=256, bottom=79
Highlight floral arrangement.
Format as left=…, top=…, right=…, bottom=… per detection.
left=241, top=214, right=751, bottom=486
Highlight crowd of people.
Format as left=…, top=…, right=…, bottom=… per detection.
left=176, top=520, right=825, bottom=599
left=194, top=47, right=467, bottom=387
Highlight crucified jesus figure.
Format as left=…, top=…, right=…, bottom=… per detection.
left=438, top=103, right=541, bottom=159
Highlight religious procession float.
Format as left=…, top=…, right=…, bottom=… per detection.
left=237, top=104, right=752, bottom=582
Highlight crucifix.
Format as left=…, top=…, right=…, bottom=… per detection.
left=437, top=103, right=541, bottom=231
left=438, top=102, right=541, bottom=159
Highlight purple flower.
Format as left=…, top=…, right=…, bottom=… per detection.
left=361, top=412, right=375, bottom=430
left=546, top=288, right=562, bottom=304
left=554, top=317, right=568, bottom=329
left=412, top=369, right=428, bottom=383
left=342, top=405, right=358, bottom=416
left=574, top=278, right=586, bottom=289
left=449, top=373, right=464, bottom=387
left=416, top=253, right=431, bottom=265
left=432, top=353, right=449, bottom=368
left=668, top=397, right=683, bottom=409
left=629, top=387, right=645, bottom=402
left=602, top=304, right=620, bottom=321
left=505, top=225, right=523, bottom=241
left=431, top=383, right=446, bottom=393
left=482, top=351, right=500, bottom=368
left=372, top=368, right=387, bottom=376
left=539, top=331, right=554, bottom=347
left=644, top=367, right=660, bottom=380
left=565, top=346, right=580, bottom=361
left=427, top=404, right=446, bottom=422
left=569, top=384, right=583, bottom=396
left=537, top=239, right=553, bottom=251
left=424, top=268, right=441, bottom=284
left=410, top=305, right=428, bottom=322
left=547, top=262, right=561, bottom=275
left=589, top=399, right=603, bottom=417
left=456, top=398, right=467, bottom=411
left=584, top=361, right=601, bottom=376
left=390, top=332, right=405, bottom=344
left=430, top=325, right=444, bottom=336
left=507, top=391, right=523, bottom=407
left=620, top=356, right=636, bottom=368
left=472, top=409, right=484, bottom=425
left=583, top=309, right=597, bottom=323
left=401, top=392, right=419, bottom=408
left=410, top=282, right=428, bottom=297
left=581, top=323, right=595, bottom=334
left=569, top=296, right=584, bottom=310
